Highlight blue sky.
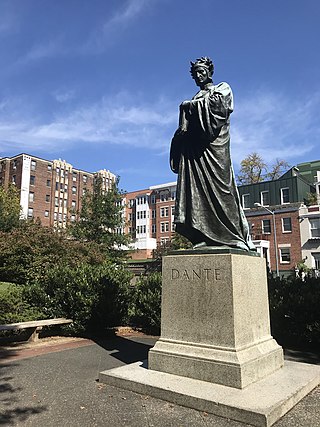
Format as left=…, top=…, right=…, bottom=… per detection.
left=0, top=0, right=319, bottom=192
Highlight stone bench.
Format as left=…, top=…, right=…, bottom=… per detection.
left=0, top=318, right=73, bottom=342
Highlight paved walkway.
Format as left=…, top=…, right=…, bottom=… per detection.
left=0, top=335, right=320, bottom=427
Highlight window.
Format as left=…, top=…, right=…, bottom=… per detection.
left=46, top=179, right=51, bottom=187
left=160, top=222, right=169, bottom=233
left=282, top=217, right=292, bottom=233
left=28, top=208, right=33, bottom=218
left=46, top=195, right=50, bottom=202
left=171, top=222, right=176, bottom=232
left=83, top=175, right=87, bottom=183
left=29, top=192, right=34, bottom=203
left=312, top=253, right=320, bottom=270
left=55, top=197, right=59, bottom=207
left=47, top=164, right=52, bottom=171
left=160, top=192, right=168, bottom=202
left=171, top=191, right=176, bottom=200
left=72, top=186, right=77, bottom=194
left=152, top=224, right=156, bottom=233
left=310, top=218, right=320, bottom=238
left=44, top=210, right=49, bottom=217
left=151, top=195, right=156, bottom=204
left=12, top=175, right=16, bottom=184
left=56, top=167, right=60, bottom=174
left=71, top=200, right=76, bottom=209
left=262, top=219, right=271, bottom=234
left=54, top=212, right=58, bottom=220
left=279, top=247, right=291, bottom=263
left=160, top=207, right=169, bottom=217
left=261, top=191, right=269, bottom=206
left=280, top=187, right=290, bottom=204
left=55, top=182, right=59, bottom=191
left=171, top=206, right=175, bottom=216
left=12, top=160, right=17, bottom=170
left=242, top=194, right=250, bottom=209
left=30, top=175, right=35, bottom=185
left=73, top=172, right=77, bottom=182
left=31, top=160, right=36, bottom=171
left=129, top=199, right=135, bottom=207
left=70, top=214, right=76, bottom=222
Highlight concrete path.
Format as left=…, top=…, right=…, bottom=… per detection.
left=0, top=335, right=320, bottom=426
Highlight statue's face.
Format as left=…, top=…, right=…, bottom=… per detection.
left=193, top=66, right=210, bottom=86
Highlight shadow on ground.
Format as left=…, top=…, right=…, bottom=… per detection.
left=284, top=347, right=320, bottom=365
left=0, top=349, right=47, bottom=425
left=94, top=335, right=155, bottom=365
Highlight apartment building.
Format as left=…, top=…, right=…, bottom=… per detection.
left=123, top=182, right=176, bottom=260
left=0, top=153, right=116, bottom=228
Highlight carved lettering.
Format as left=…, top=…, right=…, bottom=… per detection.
left=170, top=267, right=222, bottom=281
left=182, top=269, right=190, bottom=280
left=214, top=269, right=221, bottom=280
left=171, top=268, right=180, bottom=279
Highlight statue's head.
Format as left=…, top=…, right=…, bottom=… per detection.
left=190, top=57, right=214, bottom=77
left=190, top=57, right=214, bottom=87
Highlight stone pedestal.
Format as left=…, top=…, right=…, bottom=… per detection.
left=148, top=250, right=284, bottom=389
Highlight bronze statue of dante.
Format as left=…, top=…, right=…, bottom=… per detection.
left=170, top=57, right=255, bottom=251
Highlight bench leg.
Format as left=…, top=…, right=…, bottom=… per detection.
left=28, top=326, right=43, bottom=342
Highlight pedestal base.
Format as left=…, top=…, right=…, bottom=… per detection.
left=149, top=252, right=283, bottom=389
left=99, top=360, right=320, bottom=427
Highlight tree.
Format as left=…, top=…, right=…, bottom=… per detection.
left=237, top=153, right=290, bottom=184
left=69, top=177, right=129, bottom=256
left=236, top=153, right=267, bottom=184
left=0, top=184, right=21, bottom=231
left=266, top=159, right=291, bottom=180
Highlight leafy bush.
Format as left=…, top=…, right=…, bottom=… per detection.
left=0, top=221, right=106, bottom=285
left=24, top=262, right=132, bottom=335
left=0, top=283, right=44, bottom=324
left=128, top=273, right=162, bottom=334
left=268, top=276, right=320, bottom=349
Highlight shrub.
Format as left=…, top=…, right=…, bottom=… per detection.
left=0, top=283, right=44, bottom=324
left=24, top=262, right=132, bottom=336
left=268, top=276, right=320, bottom=349
left=128, top=273, right=162, bottom=334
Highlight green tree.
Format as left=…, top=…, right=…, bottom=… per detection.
left=266, top=159, right=291, bottom=180
left=70, top=177, right=129, bottom=257
left=237, top=152, right=267, bottom=184
left=237, top=153, right=290, bottom=184
left=0, top=221, right=105, bottom=284
left=0, top=184, right=21, bottom=231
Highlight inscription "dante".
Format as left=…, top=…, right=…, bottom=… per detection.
left=171, top=268, right=221, bottom=281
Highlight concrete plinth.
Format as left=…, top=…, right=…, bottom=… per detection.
left=149, top=251, right=283, bottom=389
left=99, top=359, right=320, bottom=427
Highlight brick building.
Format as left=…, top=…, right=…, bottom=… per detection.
left=0, top=153, right=116, bottom=228
left=123, top=182, right=176, bottom=260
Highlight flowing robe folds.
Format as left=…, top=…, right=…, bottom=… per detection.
left=170, top=82, right=255, bottom=251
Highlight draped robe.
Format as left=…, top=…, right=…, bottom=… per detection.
left=170, top=82, right=255, bottom=251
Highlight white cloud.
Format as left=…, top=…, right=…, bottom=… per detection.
left=82, top=0, right=151, bottom=53
left=0, top=92, right=177, bottom=155
left=1, top=88, right=318, bottom=169
left=230, top=90, right=320, bottom=167
left=53, top=90, right=75, bottom=103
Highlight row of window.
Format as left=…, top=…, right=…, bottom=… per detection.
left=129, top=192, right=176, bottom=207
left=242, top=187, right=290, bottom=209
left=131, top=221, right=176, bottom=235
left=253, top=217, right=293, bottom=234
left=27, top=208, right=76, bottom=222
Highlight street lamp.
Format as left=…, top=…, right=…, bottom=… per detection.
left=254, top=203, right=279, bottom=277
